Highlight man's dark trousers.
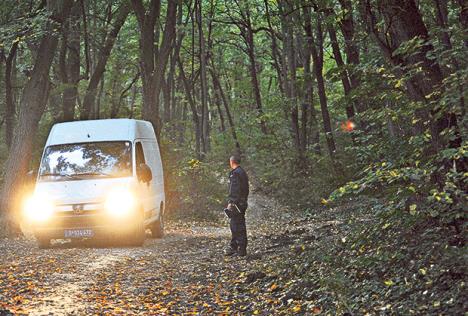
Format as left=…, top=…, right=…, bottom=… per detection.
left=229, top=208, right=247, bottom=254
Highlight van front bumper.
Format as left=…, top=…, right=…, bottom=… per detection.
left=32, top=212, right=140, bottom=239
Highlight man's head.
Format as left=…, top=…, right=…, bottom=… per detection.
left=229, top=155, right=241, bottom=169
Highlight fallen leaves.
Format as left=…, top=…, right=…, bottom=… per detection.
left=0, top=193, right=465, bottom=315
left=292, top=304, right=301, bottom=312
left=384, top=279, right=394, bottom=286
left=269, top=283, right=278, bottom=292
left=311, top=305, right=322, bottom=314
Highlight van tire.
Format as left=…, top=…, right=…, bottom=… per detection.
left=128, top=224, right=144, bottom=247
left=37, top=237, right=51, bottom=249
left=127, top=215, right=145, bottom=247
left=151, top=204, right=164, bottom=238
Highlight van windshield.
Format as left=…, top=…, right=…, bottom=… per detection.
left=38, top=141, right=132, bottom=181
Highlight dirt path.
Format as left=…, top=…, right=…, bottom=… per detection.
left=1, top=193, right=464, bottom=315
left=0, top=192, right=310, bottom=315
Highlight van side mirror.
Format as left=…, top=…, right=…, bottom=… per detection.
left=137, top=163, right=152, bottom=183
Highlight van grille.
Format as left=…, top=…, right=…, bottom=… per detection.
left=54, top=209, right=100, bottom=217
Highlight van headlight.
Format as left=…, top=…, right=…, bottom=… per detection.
left=105, top=189, right=135, bottom=217
left=23, top=193, right=55, bottom=222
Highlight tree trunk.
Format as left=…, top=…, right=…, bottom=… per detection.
left=209, top=66, right=241, bottom=154
left=304, top=7, right=337, bottom=159
left=162, top=76, right=171, bottom=123
left=164, top=2, right=185, bottom=124
left=196, top=0, right=210, bottom=155
left=113, top=71, right=139, bottom=118
left=109, top=76, right=120, bottom=118
left=95, top=76, right=105, bottom=119
left=132, top=0, right=177, bottom=139
left=237, top=2, right=267, bottom=134
left=433, top=0, right=465, bottom=116
left=81, top=1, right=130, bottom=120
left=327, top=19, right=355, bottom=120
left=129, top=81, right=137, bottom=118
left=302, top=15, right=321, bottom=155
left=294, top=16, right=309, bottom=158
left=0, top=0, right=74, bottom=237
left=433, top=0, right=452, bottom=52
left=4, top=42, right=18, bottom=148
left=264, top=0, right=285, bottom=96
left=455, top=0, right=468, bottom=46
left=338, top=0, right=363, bottom=112
left=281, top=1, right=301, bottom=157
left=178, top=57, right=202, bottom=159
left=80, top=0, right=91, bottom=78
left=365, top=0, right=451, bottom=152
left=62, top=1, right=81, bottom=121
left=211, top=80, right=226, bottom=133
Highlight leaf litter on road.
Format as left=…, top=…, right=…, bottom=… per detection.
left=0, top=192, right=465, bottom=315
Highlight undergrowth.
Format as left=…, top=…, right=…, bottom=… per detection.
left=274, top=197, right=467, bottom=314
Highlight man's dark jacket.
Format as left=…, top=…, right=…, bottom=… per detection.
left=228, top=166, right=249, bottom=210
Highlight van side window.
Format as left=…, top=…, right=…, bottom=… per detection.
left=135, top=142, right=146, bottom=166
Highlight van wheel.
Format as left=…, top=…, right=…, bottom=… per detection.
left=151, top=205, right=164, bottom=238
left=37, top=237, right=51, bottom=249
left=127, top=216, right=145, bottom=247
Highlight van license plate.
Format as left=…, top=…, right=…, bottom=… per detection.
left=64, top=229, right=94, bottom=238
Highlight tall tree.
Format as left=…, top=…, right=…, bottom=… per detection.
left=338, top=0, right=363, bottom=112
left=178, top=56, right=202, bottom=159
left=60, top=1, right=81, bottom=121
left=0, top=0, right=75, bottom=236
left=363, top=0, right=455, bottom=152
left=209, top=65, right=241, bottom=154
left=264, top=0, right=285, bottom=96
left=304, top=5, right=337, bottom=160
left=300, top=5, right=321, bottom=154
left=131, top=0, right=178, bottom=138
left=2, top=41, right=18, bottom=148
left=326, top=14, right=355, bottom=120
left=228, top=0, right=267, bottom=134
left=196, top=0, right=210, bottom=155
left=80, top=0, right=131, bottom=120
left=280, top=1, right=301, bottom=157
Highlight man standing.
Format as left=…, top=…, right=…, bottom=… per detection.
left=225, top=155, right=249, bottom=257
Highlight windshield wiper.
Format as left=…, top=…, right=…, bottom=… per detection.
left=73, top=171, right=112, bottom=177
left=40, top=173, right=75, bottom=179
left=40, top=171, right=116, bottom=180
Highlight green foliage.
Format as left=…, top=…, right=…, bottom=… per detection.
left=325, top=4, right=467, bottom=230
left=162, top=137, right=227, bottom=221
left=0, top=1, right=49, bottom=47
left=260, top=196, right=466, bottom=314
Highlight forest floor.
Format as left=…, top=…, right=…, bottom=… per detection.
left=0, top=191, right=465, bottom=315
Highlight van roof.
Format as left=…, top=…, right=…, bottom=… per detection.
left=46, top=119, right=156, bottom=146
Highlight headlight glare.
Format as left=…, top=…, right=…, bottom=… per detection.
left=23, top=193, right=54, bottom=222
left=105, top=189, right=135, bottom=217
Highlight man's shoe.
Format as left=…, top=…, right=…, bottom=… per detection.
left=232, top=252, right=247, bottom=258
left=237, top=249, right=247, bottom=257
left=224, top=248, right=237, bottom=256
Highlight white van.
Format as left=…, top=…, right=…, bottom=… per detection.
left=23, top=119, right=165, bottom=248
